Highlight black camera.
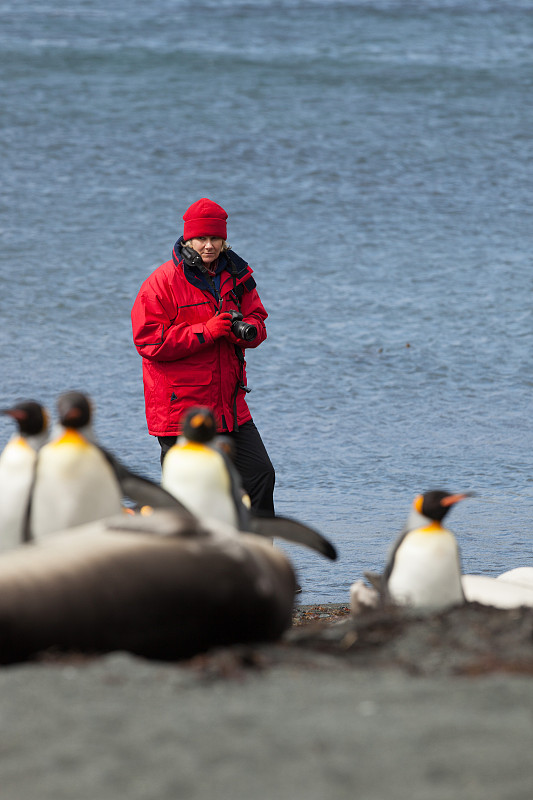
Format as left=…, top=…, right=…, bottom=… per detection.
left=229, top=310, right=257, bottom=342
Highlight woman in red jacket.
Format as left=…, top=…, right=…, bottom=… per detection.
left=131, top=198, right=275, bottom=515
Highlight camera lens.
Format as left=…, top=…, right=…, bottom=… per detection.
left=238, top=322, right=257, bottom=341
left=231, top=319, right=257, bottom=341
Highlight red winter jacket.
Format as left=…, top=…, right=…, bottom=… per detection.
left=131, top=242, right=268, bottom=436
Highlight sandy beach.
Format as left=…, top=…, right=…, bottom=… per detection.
left=1, top=602, right=533, bottom=800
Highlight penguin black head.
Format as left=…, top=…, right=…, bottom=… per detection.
left=182, top=407, right=217, bottom=444
left=56, top=391, right=92, bottom=429
left=1, top=401, right=48, bottom=437
left=414, top=490, right=473, bottom=522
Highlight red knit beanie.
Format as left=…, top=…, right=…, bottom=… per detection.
left=182, top=198, right=228, bottom=240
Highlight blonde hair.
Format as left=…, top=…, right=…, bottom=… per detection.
left=183, top=239, right=230, bottom=252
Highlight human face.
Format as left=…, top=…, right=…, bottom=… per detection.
left=190, top=237, right=223, bottom=268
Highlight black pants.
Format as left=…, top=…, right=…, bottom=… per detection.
left=158, top=419, right=275, bottom=517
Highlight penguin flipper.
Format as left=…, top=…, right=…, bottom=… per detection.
left=119, top=472, right=195, bottom=517
left=106, top=509, right=205, bottom=538
left=363, top=571, right=394, bottom=605
left=249, top=514, right=337, bottom=561
left=382, top=524, right=410, bottom=583
left=363, top=570, right=383, bottom=591
left=100, top=448, right=195, bottom=518
left=214, top=447, right=250, bottom=530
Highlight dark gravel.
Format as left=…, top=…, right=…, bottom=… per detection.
left=1, top=601, right=532, bottom=800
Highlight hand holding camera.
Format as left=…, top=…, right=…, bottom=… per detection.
left=227, top=310, right=257, bottom=342
left=204, top=312, right=233, bottom=340
left=205, top=310, right=257, bottom=343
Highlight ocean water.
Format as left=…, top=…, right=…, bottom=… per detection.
left=1, top=0, right=532, bottom=603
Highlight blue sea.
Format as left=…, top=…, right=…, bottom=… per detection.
left=1, top=0, right=532, bottom=603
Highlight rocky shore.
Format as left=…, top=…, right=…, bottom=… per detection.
left=1, top=601, right=533, bottom=800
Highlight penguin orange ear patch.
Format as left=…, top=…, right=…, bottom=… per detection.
left=190, top=413, right=212, bottom=429
left=414, top=495, right=424, bottom=513
left=64, top=407, right=83, bottom=422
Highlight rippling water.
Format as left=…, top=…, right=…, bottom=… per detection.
left=1, top=0, right=532, bottom=602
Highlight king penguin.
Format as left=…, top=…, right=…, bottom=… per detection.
left=162, top=407, right=242, bottom=528
left=29, top=391, right=189, bottom=541
left=368, top=490, right=472, bottom=612
left=162, top=406, right=337, bottom=560
left=0, top=401, right=49, bottom=551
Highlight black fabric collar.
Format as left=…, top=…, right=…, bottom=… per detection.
left=172, top=237, right=249, bottom=297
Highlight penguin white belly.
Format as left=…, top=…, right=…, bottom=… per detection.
left=0, top=438, right=37, bottom=551
left=162, top=445, right=238, bottom=528
left=387, top=530, right=463, bottom=610
left=31, top=436, right=122, bottom=539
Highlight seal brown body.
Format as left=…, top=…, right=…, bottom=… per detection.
left=0, top=511, right=296, bottom=664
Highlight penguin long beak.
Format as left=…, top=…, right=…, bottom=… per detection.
left=440, top=492, right=475, bottom=507
left=1, top=408, right=26, bottom=421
